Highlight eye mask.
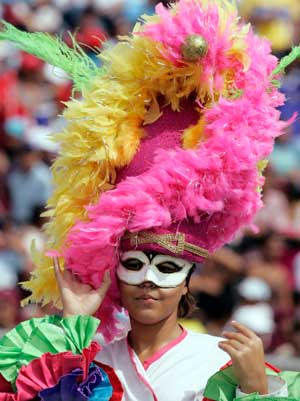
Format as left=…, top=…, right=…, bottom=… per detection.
left=117, top=250, right=193, bottom=288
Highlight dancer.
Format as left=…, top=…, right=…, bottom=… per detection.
left=0, top=0, right=299, bottom=400
left=53, top=255, right=289, bottom=400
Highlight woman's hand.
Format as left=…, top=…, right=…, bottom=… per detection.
left=218, top=321, right=268, bottom=395
left=54, top=257, right=111, bottom=317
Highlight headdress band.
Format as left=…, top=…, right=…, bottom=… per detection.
left=124, top=232, right=210, bottom=259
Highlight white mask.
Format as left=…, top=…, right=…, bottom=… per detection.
left=117, top=251, right=193, bottom=288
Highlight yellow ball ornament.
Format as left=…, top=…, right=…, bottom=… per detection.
left=181, top=34, right=208, bottom=61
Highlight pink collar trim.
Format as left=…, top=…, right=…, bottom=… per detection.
left=126, top=343, right=158, bottom=401
left=128, top=326, right=188, bottom=370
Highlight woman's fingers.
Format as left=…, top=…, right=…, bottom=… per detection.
left=223, top=331, right=249, bottom=345
left=219, top=322, right=268, bottom=395
left=231, top=320, right=255, bottom=339
left=218, top=341, right=240, bottom=356
left=63, top=268, right=76, bottom=284
left=98, top=270, right=111, bottom=299
left=54, top=257, right=111, bottom=308
left=53, top=256, right=61, bottom=272
left=53, top=257, right=64, bottom=286
left=219, top=339, right=243, bottom=351
left=54, top=257, right=71, bottom=285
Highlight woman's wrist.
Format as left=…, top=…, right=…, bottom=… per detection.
left=239, top=376, right=268, bottom=395
left=62, top=308, right=80, bottom=318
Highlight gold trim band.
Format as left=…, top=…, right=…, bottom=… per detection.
left=124, top=231, right=209, bottom=259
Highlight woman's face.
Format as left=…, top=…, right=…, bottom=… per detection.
left=117, top=250, right=192, bottom=325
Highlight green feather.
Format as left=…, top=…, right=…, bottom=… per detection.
left=272, top=45, right=300, bottom=77
left=0, top=20, right=102, bottom=92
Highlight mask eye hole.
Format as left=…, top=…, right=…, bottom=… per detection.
left=156, top=262, right=183, bottom=274
left=122, top=258, right=144, bottom=271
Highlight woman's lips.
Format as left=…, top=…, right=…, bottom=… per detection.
left=136, top=294, right=158, bottom=300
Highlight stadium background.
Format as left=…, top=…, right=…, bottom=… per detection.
left=0, top=0, right=299, bottom=370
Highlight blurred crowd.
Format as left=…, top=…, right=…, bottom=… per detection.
left=0, top=0, right=299, bottom=369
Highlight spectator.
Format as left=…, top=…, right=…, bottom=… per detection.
left=269, top=127, right=300, bottom=178
left=227, top=277, right=275, bottom=351
left=238, top=0, right=300, bottom=55
left=190, top=247, right=243, bottom=336
left=246, top=231, right=293, bottom=310
left=7, top=144, right=52, bottom=225
left=254, top=165, right=291, bottom=233
left=0, top=151, right=10, bottom=217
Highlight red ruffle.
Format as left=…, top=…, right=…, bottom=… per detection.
left=15, top=341, right=100, bottom=401
left=0, top=394, right=15, bottom=401
left=0, top=375, right=12, bottom=393
left=0, top=374, right=15, bottom=401
left=0, top=341, right=124, bottom=401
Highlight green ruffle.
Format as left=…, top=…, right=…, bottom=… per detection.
left=234, top=393, right=299, bottom=401
left=280, top=371, right=300, bottom=401
left=0, top=315, right=100, bottom=385
left=234, top=397, right=297, bottom=401
left=203, top=365, right=300, bottom=401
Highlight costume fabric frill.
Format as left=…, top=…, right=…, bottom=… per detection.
left=0, top=316, right=123, bottom=401
left=0, top=316, right=299, bottom=401
left=1, top=0, right=300, bottom=342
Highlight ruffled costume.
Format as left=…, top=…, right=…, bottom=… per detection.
left=0, top=316, right=299, bottom=401
left=1, top=0, right=300, bottom=400
left=0, top=316, right=123, bottom=401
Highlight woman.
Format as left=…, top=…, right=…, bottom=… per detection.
left=54, top=253, right=287, bottom=401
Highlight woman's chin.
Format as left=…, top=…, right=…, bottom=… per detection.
left=130, top=309, right=167, bottom=326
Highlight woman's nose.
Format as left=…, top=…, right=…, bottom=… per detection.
left=138, top=281, right=157, bottom=288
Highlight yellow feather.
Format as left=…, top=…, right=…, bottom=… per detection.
left=182, top=114, right=206, bottom=149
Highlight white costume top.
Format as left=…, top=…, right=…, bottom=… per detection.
left=96, top=328, right=229, bottom=401
left=96, top=328, right=288, bottom=401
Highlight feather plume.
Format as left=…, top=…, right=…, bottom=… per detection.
left=0, top=20, right=100, bottom=92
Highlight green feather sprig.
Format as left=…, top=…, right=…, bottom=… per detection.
left=273, top=46, right=300, bottom=76
left=0, top=20, right=102, bottom=92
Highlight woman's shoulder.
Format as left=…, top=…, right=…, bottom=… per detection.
left=95, top=335, right=129, bottom=365
left=185, top=329, right=224, bottom=345
left=182, top=330, right=229, bottom=367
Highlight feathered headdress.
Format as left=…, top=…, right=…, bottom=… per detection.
left=1, top=0, right=299, bottom=342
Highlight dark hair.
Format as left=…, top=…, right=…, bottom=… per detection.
left=178, top=290, right=196, bottom=318
left=177, top=264, right=196, bottom=318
